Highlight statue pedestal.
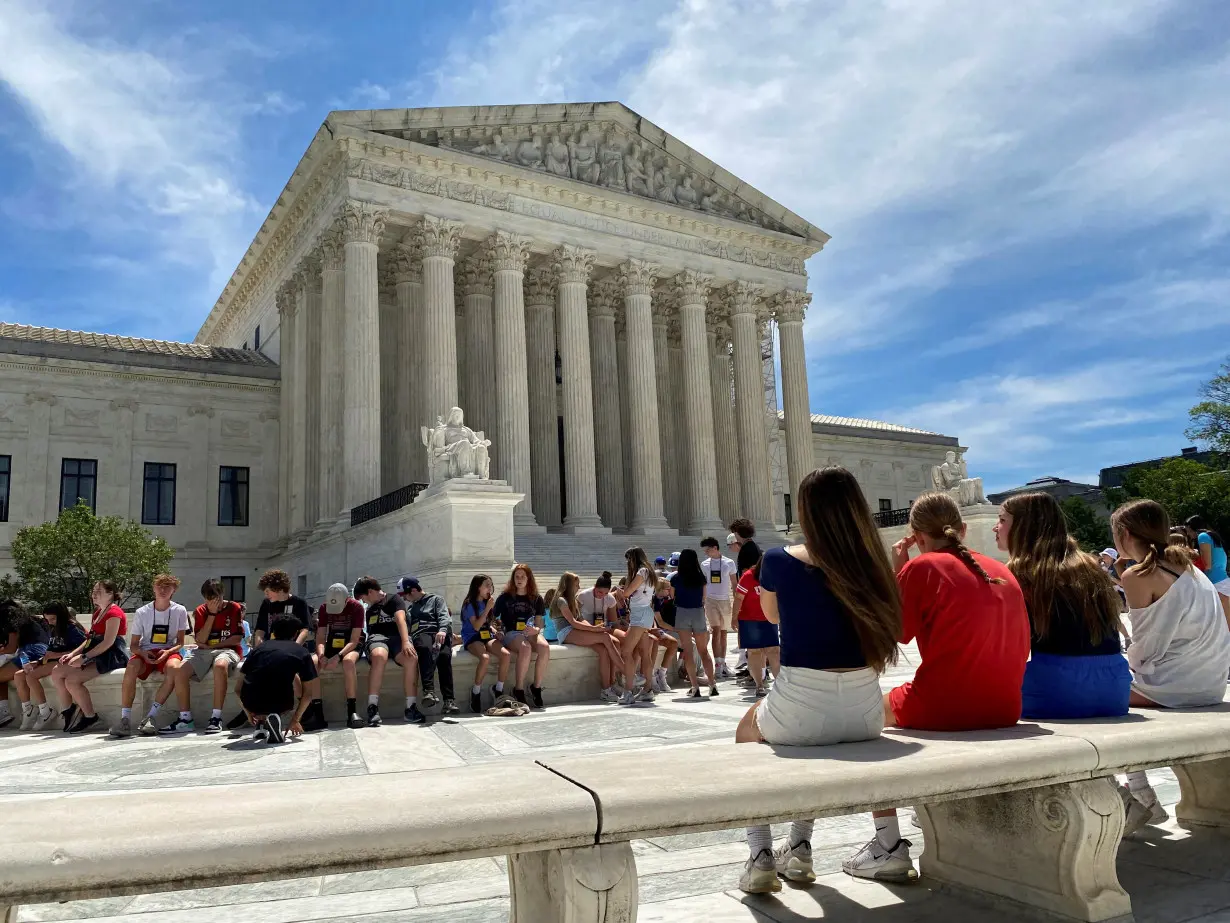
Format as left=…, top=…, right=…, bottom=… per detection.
left=961, top=505, right=1005, bottom=563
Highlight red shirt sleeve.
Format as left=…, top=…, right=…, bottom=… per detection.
left=896, top=558, right=929, bottom=645
left=347, top=600, right=365, bottom=630
left=736, top=570, right=752, bottom=598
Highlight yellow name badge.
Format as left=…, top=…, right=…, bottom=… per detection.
left=150, top=628, right=168, bottom=645
left=710, top=570, right=722, bottom=583
left=207, top=636, right=220, bottom=647
left=479, top=628, right=492, bottom=640
left=368, top=612, right=378, bottom=626
left=331, top=636, right=345, bottom=651
left=516, top=620, right=526, bottom=631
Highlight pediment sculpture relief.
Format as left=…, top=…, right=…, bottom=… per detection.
left=392, top=122, right=791, bottom=234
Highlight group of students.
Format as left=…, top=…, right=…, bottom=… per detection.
left=732, top=466, right=1230, bottom=894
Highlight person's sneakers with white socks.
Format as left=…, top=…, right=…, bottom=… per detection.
left=843, top=837, right=916, bottom=882
left=653, top=667, right=670, bottom=692
left=773, top=840, right=816, bottom=883
left=19, top=703, right=38, bottom=730
left=1120, top=784, right=1168, bottom=836
left=32, top=704, right=55, bottom=731
left=0, top=700, right=13, bottom=728
left=739, top=849, right=782, bottom=894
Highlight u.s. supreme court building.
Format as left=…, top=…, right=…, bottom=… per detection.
left=0, top=103, right=964, bottom=605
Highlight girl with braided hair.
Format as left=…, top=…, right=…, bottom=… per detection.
left=996, top=491, right=1130, bottom=720
left=842, top=491, right=1030, bottom=884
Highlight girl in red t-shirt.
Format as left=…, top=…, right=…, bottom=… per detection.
left=733, top=560, right=779, bottom=697
left=51, top=580, right=131, bottom=733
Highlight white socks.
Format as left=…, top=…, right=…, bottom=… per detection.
left=121, top=707, right=132, bottom=718
left=874, top=813, right=901, bottom=850
left=791, top=820, right=814, bottom=846
left=1125, top=771, right=1157, bottom=803
left=368, top=695, right=379, bottom=706
left=472, top=684, right=482, bottom=695
left=179, top=711, right=192, bottom=721
left=746, top=825, right=773, bottom=857
left=38, top=703, right=54, bottom=717
left=494, top=682, right=504, bottom=693
left=212, top=709, right=223, bottom=719
left=147, top=704, right=160, bottom=718
left=405, top=696, right=416, bottom=708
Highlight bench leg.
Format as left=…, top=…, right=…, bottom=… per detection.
left=1175, top=757, right=1230, bottom=827
left=918, top=778, right=1130, bottom=922
left=3, top=906, right=17, bottom=923
left=508, top=842, right=637, bottom=923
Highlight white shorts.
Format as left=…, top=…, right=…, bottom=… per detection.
left=1215, top=577, right=1230, bottom=597
left=755, top=665, right=884, bottom=747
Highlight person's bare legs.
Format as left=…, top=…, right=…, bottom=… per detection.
left=367, top=646, right=389, bottom=695
left=508, top=637, right=532, bottom=690
left=766, top=646, right=781, bottom=679
left=467, top=642, right=491, bottom=688
left=171, top=659, right=194, bottom=711
left=564, top=630, right=613, bottom=688
left=120, top=658, right=142, bottom=710
left=872, top=692, right=899, bottom=822
left=395, top=648, right=420, bottom=696
left=533, top=633, right=550, bottom=687
left=492, top=640, right=511, bottom=689
left=638, top=635, right=655, bottom=683
left=619, top=626, right=647, bottom=689
left=1219, top=592, right=1230, bottom=634
left=676, top=631, right=700, bottom=689
left=61, top=663, right=98, bottom=716
left=341, top=650, right=360, bottom=699
left=50, top=661, right=74, bottom=711
left=210, top=658, right=230, bottom=711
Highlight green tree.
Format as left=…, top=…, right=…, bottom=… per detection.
left=1060, top=497, right=1112, bottom=553
left=1187, top=360, right=1230, bottom=452
left=1106, top=458, right=1230, bottom=539
left=1, top=502, right=174, bottom=610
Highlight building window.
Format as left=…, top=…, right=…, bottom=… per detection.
left=142, top=462, right=177, bottom=525
left=60, top=459, right=98, bottom=512
left=296, top=574, right=308, bottom=598
left=0, top=455, right=9, bottom=522
left=221, top=575, right=246, bottom=603
left=243, top=341, right=249, bottom=351
left=218, top=466, right=250, bottom=526
left=879, top=498, right=893, bottom=513
left=254, top=325, right=261, bottom=350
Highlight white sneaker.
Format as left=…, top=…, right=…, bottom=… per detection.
left=619, top=689, right=636, bottom=707
left=32, top=706, right=55, bottom=731
left=19, top=704, right=37, bottom=730
left=0, top=701, right=13, bottom=728
left=635, top=673, right=645, bottom=688
left=842, top=837, right=917, bottom=883
left=717, top=662, right=733, bottom=680
left=600, top=687, right=622, bottom=704
left=774, top=840, right=816, bottom=883
left=739, top=849, right=782, bottom=894
left=632, top=686, right=656, bottom=707
left=1120, top=785, right=1168, bottom=835
left=654, top=668, right=669, bottom=693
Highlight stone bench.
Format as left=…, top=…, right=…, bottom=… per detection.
left=531, top=704, right=1230, bottom=922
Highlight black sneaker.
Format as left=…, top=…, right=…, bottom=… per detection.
left=204, top=716, right=223, bottom=734
left=300, top=702, right=328, bottom=732
left=158, top=716, right=196, bottom=735
left=347, top=711, right=366, bottom=729
left=366, top=703, right=382, bottom=727
left=442, top=699, right=460, bottom=715
left=529, top=685, right=545, bottom=709
left=687, top=687, right=702, bottom=698
left=264, top=713, right=285, bottom=743
left=470, top=690, right=483, bottom=714
left=405, top=704, right=426, bottom=724
left=60, top=704, right=80, bottom=733
left=67, top=713, right=99, bottom=734
left=709, top=685, right=719, bottom=698
left=513, top=688, right=528, bottom=705
left=421, top=690, right=439, bottom=709
left=225, top=712, right=248, bottom=730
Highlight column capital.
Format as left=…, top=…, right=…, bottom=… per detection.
left=295, top=252, right=323, bottom=295
left=672, top=269, right=713, bottom=307
left=666, top=315, right=683, bottom=348
left=589, top=277, right=621, bottom=319
left=772, top=288, right=811, bottom=323
left=726, top=280, right=765, bottom=317
left=487, top=230, right=532, bottom=274
left=553, top=244, right=595, bottom=285
left=319, top=223, right=345, bottom=272
left=339, top=200, right=389, bottom=245
left=378, top=260, right=398, bottom=298
left=419, top=215, right=464, bottom=259
left=459, top=253, right=493, bottom=296
left=389, top=240, right=422, bottom=285
left=524, top=264, right=557, bottom=307
left=618, top=258, right=659, bottom=297
left=276, top=281, right=298, bottom=318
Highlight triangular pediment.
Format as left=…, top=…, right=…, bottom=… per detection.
left=328, top=103, right=827, bottom=245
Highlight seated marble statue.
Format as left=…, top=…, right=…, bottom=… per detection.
left=930, top=450, right=989, bottom=507
left=421, top=407, right=491, bottom=484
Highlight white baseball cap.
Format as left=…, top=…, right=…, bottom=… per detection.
left=324, top=583, right=350, bottom=614
left=725, top=533, right=739, bottom=546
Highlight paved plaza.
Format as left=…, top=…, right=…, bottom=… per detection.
left=3, top=647, right=1229, bottom=923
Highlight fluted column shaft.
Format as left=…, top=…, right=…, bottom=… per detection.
left=652, top=314, right=679, bottom=529
left=318, top=227, right=345, bottom=523
left=554, top=246, right=607, bottom=533
left=406, top=277, right=425, bottom=482
left=776, top=291, right=814, bottom=510
left=620, top=260, right=671, bottom=533
left=276, top=289, right=296, bottom=538
left=675, top=274, right=722, bottom=533
left=525, top=268, right=561, bottom=528
left=667, top=335, right=691, bottom=532
left=391, top=242, right=421, bottom=487
left=709, top=328, right=741, bottom=526
left=615, top=322, right=635, bottom=529
left=589, top=278, right=625, bottom=530
left=490, top=231, right=537, bottom=526
left=420, top=216, right=463, bottom=424
left=341, top=202, right=387, bottom=509
left=462, top=255, right=496, bottom=466
left=730, top=284, right=774, bottom=529
left=299, top=257, right=323, bottom=528
left=378, top=288, right=398, bottom=494
left=288, top=280, right=309, bottom=536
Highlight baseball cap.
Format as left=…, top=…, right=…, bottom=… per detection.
left=399, top=576, right=422, bottom=593
left=668, top=552, right=680, bottom=568
left=654, top=556, right=667, bottom=566
left=1100, top=548, right=1119, bottom=561
left=725, top=532, right=739, bottom=546
left=324, top=583, right=349, bottom=614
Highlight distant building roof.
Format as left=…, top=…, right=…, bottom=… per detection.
left=987, top=476, right=1104, bottom=505
left=777, top=410, right=958, bottom=446
left=0, top=323, right=278, bottom=378
left=1099, top=447, right=1224, bottom=489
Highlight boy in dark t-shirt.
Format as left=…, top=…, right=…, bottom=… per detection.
left=239, top=615, right=319, bottom=744
left=252, top=569, right=313, bottom=647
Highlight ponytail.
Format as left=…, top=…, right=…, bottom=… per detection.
left=941, top=524, right=1006, bottom=584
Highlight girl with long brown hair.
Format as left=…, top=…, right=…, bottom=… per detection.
left=735, top=467, right=903, bottom=895
left=52, top=580, right=131, bottom=733
left=615, top=547, right=658, bottom=706
left=493, top=564, right=550, bottom=708
left=843, top=491, right=1030, bottom=885
left=551, top=571, right=629, bottom=699
left=995, top=492, right=1130, bottom=721
left=1111, top=500, right=1230, bottom=833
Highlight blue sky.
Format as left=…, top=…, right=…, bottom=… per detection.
left=1, top=0, right=1227, bottom=493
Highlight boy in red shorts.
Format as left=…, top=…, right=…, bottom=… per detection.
left=110, top=573, right=189, bottom=738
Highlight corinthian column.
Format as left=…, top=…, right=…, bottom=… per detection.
left=276, top=284, right=297, bottom=538
left=317, top=224, right=345, bottom=525
left=619, top=259, right=672, bottom=534
left=525, top=266, right=561, bottom=527
left=420, top=215, right=463, bottom=424
left=340, top=200, right=387, bottom=510
left=286, top=276, right=309, bottom=536
left=775, top=289, right=814, bottom=509
left=674, top=271, right=723, bottom=534
left=378, top=263, right=398, bottom=494
left=588, top=276, right=625, bottom=530
left=709, top=319, right=742, bottom=526
left=460, top=252, right=496, bottom=464
left=615, top=315, right=634, bottom=529
left=296, top=253, right=323, bottom=529
left=489, top=231, right=538, bottom=527
left=728, top=281, right=775, bottom=531
left=667, top=319, right=692, bottom=532
left=553, top=245, right=607, bottom=533
left=651, top=300, right=680, bottom=529
left=390, top=238, right=422, bottom=485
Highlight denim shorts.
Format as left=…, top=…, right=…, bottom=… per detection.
left=738, top=619, right=780, bottom=650
left=556, top=624, right=573, bottom=644
left=628, top=606, right=655, bottom=630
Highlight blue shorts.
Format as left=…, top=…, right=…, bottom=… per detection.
left=556, top=624, right=573, bottom=644
left=738, top=620, right=779, bottom=650
left=15, top=643, right=49, bottom=668
left=628, top=606, right=655, bottom=630
left=1021, top=652, right=1131, bottom=720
